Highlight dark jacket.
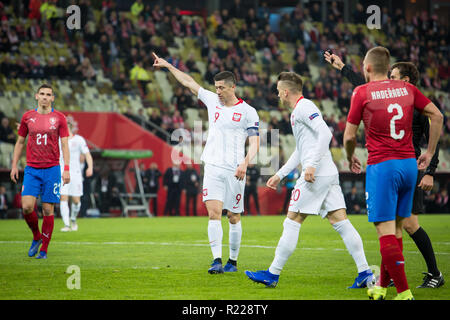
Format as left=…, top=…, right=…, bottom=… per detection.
left=146, top=169, right=162, bottom=192
left=163, top=167, right=183, bottom=190
left=181, top=168, right=200, bottom=195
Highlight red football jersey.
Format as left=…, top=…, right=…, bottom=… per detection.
left=18, top=109, right=69, bottom=168
left=347, top=80, right=430, bottom=165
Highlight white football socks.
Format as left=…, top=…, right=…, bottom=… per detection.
left=208, top=219, right=223, bottom=260
left=332, top=219, right=370, bottom=273
left=60, top=201, right=70, bottom=227
left=71, top=202, right=81, bottom=222
left=229, top=221, right=242, bottom=261
left=269, top=218, right=301, bottom=275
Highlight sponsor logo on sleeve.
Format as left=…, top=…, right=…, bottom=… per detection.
left=309, top=113, right=319, bottom=120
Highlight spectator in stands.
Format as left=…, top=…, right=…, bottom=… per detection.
left=28, top=0, right=41, bottom=20
left=345, top=186, right=365, bottom=214
left=171, top=87, right=190, bottom=114
left=182, top=163, right=200, bottom=216
left=185, top=54, right=200, bottom=73
left=314, top=81, right=326, bottom=101
left=270, top=54, right=285, bottom=75
left=145, top=162, right=161, bottom=215
left=163, top=162, right=183, bottom=216
left=137, top=108, right=148, bottom=126
left=353, top=3, right=366, bottom=24
left=252, top=90, right=269, bottom=110
left=172, top=110, right=184, bottom=129
left=0, top=185, right=8, bottom=219
left=337, top=89, right=350, bottom=114
left=204, top=62, right=218, bottom=83
left=77, top=57, right=96, bottom=84
left=113, top=72, right=132, bottom=94
left=149, top=109, right=162, bottom=128
left=279, top=112, right=292, bottom=135
left=293, top=54, right=310, bottom=77
left=130, top=0, right=144, bottom=19
left=0, top=117, right=15, bottom=145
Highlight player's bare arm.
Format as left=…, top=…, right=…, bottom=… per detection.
left=84, top=152, right=94, bottom=177
left=61, top=137, right=70, bottom=185
left=152, top=52, right=200, bottom=96
left=304, top=167, right=316, bottom=183
left=343, top=122, right=362, bottom=174
left=235, top=136, right=260, bottom=181
left=418, top=174, right=434, bottom=192
left=10, top=135, right=25, bottom=183
left=266, top=175, right=281, bottom=190
left=417, top=102, right=443, bottom=170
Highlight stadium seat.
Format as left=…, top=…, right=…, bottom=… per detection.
left=321, top=99, right=339, bottom=118
left=154, top=71, right=173, bottom=103
left=0, top=142, right=14, bottom=168
left=184, top=108, right=200, bottom=128
left=0, top=96, right=15, bottom=118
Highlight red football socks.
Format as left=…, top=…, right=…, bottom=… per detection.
left=40, top=215, right=54, bottom=253
left=379, top=235, right=409, bottom=293
left=24, top=210, right=41, bottom=241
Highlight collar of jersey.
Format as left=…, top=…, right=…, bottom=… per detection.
left=294, top=96, right=304, bottom=109
left=35, top=108, right=54, bottom=113
left=221, top=98, right=243, bottom=108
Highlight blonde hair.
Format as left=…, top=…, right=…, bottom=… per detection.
left=277, top=72, right=303, bottom=93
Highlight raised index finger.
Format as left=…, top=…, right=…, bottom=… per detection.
left=152, top=52, right=159, bottom=60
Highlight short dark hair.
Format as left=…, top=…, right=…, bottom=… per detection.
left=365, top=46, right=390, bottom=75
left=277, top=72, right=303, bottom=93
left=390, top=62, right=419, bottom=86
left=37, top=83, right=54, bottom=94
left=213, top=71, right=236, bottom=86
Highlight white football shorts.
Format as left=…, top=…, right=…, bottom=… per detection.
left=288, top=174, right=346, bottom=218
left=202, top=163, right=245, bottom=213
left=60, top=169, right=83, bottom=197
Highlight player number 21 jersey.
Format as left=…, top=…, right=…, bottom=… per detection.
left=18, top=109, right=69, bottom=168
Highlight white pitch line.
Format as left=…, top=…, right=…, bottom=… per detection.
left=0, top=240, right=449, bottom=255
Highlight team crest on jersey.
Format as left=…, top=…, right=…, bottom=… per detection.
left=49, top=117, right=57, bottom=129
left=232, top=113, right=242, bottom=122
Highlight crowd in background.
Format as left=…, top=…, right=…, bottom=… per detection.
left=0, top=0, right=449, bottom=214
left=0, top=1, right=449, bottom=145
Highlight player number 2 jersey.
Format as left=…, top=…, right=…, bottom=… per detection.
left=198, top=87, right=259, bottom=171
left=347, top=80, right=430, bottom=165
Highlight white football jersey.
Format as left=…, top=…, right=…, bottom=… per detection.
left=277, top=97, right=338, bottom=178
left=198, top=87, right=259, bottom=171
left=59, top=134, right=90, bottom=173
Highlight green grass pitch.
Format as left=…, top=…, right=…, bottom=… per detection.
left=0, top=215, right=448, bottom=300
